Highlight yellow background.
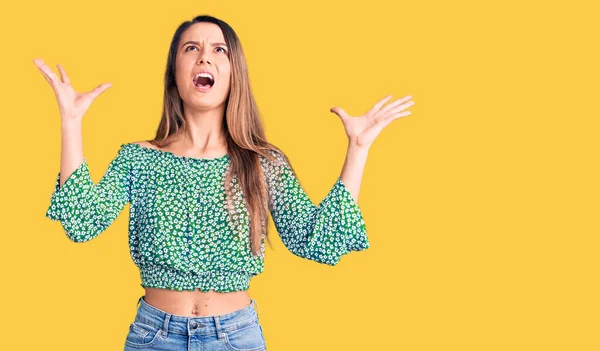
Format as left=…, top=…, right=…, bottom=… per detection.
left=2, top=0, right=599, bottom=350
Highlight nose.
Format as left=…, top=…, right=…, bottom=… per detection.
left=197, top=47, right=211, bottom=65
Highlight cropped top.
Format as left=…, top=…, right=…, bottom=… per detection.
left=44, top=142, right=370, bottom=292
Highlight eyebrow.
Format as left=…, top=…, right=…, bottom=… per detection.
left=181, top=41, right=228, bottom=48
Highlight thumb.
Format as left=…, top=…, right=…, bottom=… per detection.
left=330, top=106, right=349, bottom=121
left=86, top=83, right=112, bottom=101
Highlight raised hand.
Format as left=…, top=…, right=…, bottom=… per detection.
left=330, top=94, right=414, bottom=148
left=33, top=58, right=112, bottom=123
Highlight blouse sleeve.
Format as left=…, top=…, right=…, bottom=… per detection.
left=261, top=150, right=370, bottom=266
left=44, top=145, right=132, bottom=243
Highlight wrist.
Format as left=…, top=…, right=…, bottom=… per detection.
left=346, top=143, right=370, bottom=162
left=347, top=138, right=370, bottom=153
left=61, top=119, right=82, bottom=131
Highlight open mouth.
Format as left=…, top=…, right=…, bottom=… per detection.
left=193, top=72, right=215, bottom=90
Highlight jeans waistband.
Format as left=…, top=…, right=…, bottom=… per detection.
left=133, top=295, right=260, bottom=337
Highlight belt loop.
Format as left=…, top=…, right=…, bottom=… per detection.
left=214, top=316, right=225, bottom=340
left=162, top=313, right=171, bottom=338
left=136, top=296, right=143, bottom=308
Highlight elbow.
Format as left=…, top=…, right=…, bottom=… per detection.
left=65, top=232, right=95, bottom=243
left=64, top=230, right=97, bottom=243
left=316, top=253, right=343, bottom=266
left=46, top=212, right=95, bottom=243
left=62, top=223, right=103, bottom=243
left=299, top=247, right=343, bottom=266
left=282, top=238, right=346, bottom=266
left=67, top=236, right=91, bottom=243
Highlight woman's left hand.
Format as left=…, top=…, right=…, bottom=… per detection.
left=330, top=94, right=414, bottom=148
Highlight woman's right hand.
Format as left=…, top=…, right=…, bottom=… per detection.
left=33, top=58, right=112, bottom=123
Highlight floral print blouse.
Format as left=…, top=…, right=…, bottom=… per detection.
left=45, top=142, right=370, bottom=292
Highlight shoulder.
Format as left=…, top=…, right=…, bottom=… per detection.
left=258, top=147, right=289, bottom=168
left=258, top=147, right=295, bottom=186
left=115, top=140, right=153, bottom=162
left=129, top=140, right=155, bottom=148
left=120, top=140, right=161, bottom=155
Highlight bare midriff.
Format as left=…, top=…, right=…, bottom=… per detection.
left=143, top=287, right=252, bottom=317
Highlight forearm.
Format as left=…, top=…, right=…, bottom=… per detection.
left=339, top=141, right=370, bottom=204
left=59, top=120, right=85, bottom=188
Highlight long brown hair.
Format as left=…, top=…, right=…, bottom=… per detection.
left=148, top=15, right=297, bottom=257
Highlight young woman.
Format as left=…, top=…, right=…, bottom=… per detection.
left=37, top=14, right=414, bottom=351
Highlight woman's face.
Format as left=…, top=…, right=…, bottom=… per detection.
left=175, top=22, right=231, bottom=112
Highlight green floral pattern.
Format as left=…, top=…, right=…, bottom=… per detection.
left=45, top=143, right=370, bottom=292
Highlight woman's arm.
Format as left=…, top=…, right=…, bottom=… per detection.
left=60, top=121, right=85, bottom=188
left=339, top=143, right=369, bottom=204
left=261, top=150, right=370, bottom=266
left=35, top=58, right=117, bottom=242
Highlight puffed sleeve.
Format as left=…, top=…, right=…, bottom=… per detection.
left=261, top=150, right=370, bottom=266
left=45, top=144, right=133, bottom=243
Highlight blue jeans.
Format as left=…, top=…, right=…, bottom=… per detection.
left=124, top=295, right=267, bottom=350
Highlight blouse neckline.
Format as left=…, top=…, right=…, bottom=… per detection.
left=122, top=142, right=230, bottom=162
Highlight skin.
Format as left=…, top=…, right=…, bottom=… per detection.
left=34, top=20, right=415, bottom=319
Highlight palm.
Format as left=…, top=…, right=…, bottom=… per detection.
left=55, top=84, right=92, bottom=119
left=33, top=58, right=112, bottom=121
left=330, top=94, right=415, bottom=148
